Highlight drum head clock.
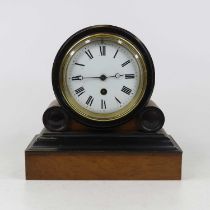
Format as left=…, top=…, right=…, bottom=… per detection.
left=52, top=25, right=155, bottom=128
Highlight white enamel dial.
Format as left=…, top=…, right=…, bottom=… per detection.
left=58, top=32, right=148, bottom=122
left=65, top=39, right=141, bottom=114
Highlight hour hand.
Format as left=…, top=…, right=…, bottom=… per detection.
left=83, top=75, right=107, bottom=81
left=83, top=76, right=101, bottom=79
left=72, top=75, right=107, bottom=81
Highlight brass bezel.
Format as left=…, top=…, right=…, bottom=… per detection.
left=59, top=33, right=147, bottom=122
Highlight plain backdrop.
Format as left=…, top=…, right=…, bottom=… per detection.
left=0, top=0, right=210, bottom=209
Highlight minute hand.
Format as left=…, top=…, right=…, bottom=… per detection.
left=107, top=73, right=124, bottom=78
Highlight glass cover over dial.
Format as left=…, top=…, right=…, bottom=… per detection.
left=60, top=34, right=147, bottom=122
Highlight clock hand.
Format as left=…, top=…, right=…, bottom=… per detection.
left=72, top=75, right=102, bottom=80
left=81, top=73, right=124, bottom=81
left=83, top=76, right=101, bottom=79
left=83, top=74, right=107, bottom=81
left=107, top=73, right=124, bottom=78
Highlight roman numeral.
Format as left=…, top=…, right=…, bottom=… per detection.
left=86, top=96, right=94, bottom=106
left=121, top=86, right=132, bottom=95
left=125, top=74, right=135, bottom=79
left=113, top=49, right=119, bottom=58
left=85, top=50, right=93, bottom=59
left=75, top=63, right=85, bottom=66
left=72, top=75, right=82, bottom=81
left=121, top=60, right=131, bottom=67
left=101, top=99, right=106, bottom=109
left=75, top=87, right=85, bottom=96
left=100, top=46, right=106, bottom=56
left=115, top=97, right=121, bottom=104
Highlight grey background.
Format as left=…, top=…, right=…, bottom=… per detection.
left=0, top=0, right=209, bottom=209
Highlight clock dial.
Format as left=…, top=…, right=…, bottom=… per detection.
left=66, top=39, right=141, bottom=114
left=59, top=33, right=148, bottom=122
left=52, top=25, right=155, bottom=127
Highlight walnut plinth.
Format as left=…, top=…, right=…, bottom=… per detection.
left=25, top=129, right=182, bottom=180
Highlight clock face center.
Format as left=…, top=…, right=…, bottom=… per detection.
left=100, top=74, right=107, bottom=81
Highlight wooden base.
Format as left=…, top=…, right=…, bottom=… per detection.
left=25, top=129, right=182, bottom=180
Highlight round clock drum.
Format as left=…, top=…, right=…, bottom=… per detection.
left=52, top=25, right=155, bottom=128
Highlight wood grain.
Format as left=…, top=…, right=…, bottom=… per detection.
left=25, top=151, right=182, bottom=180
